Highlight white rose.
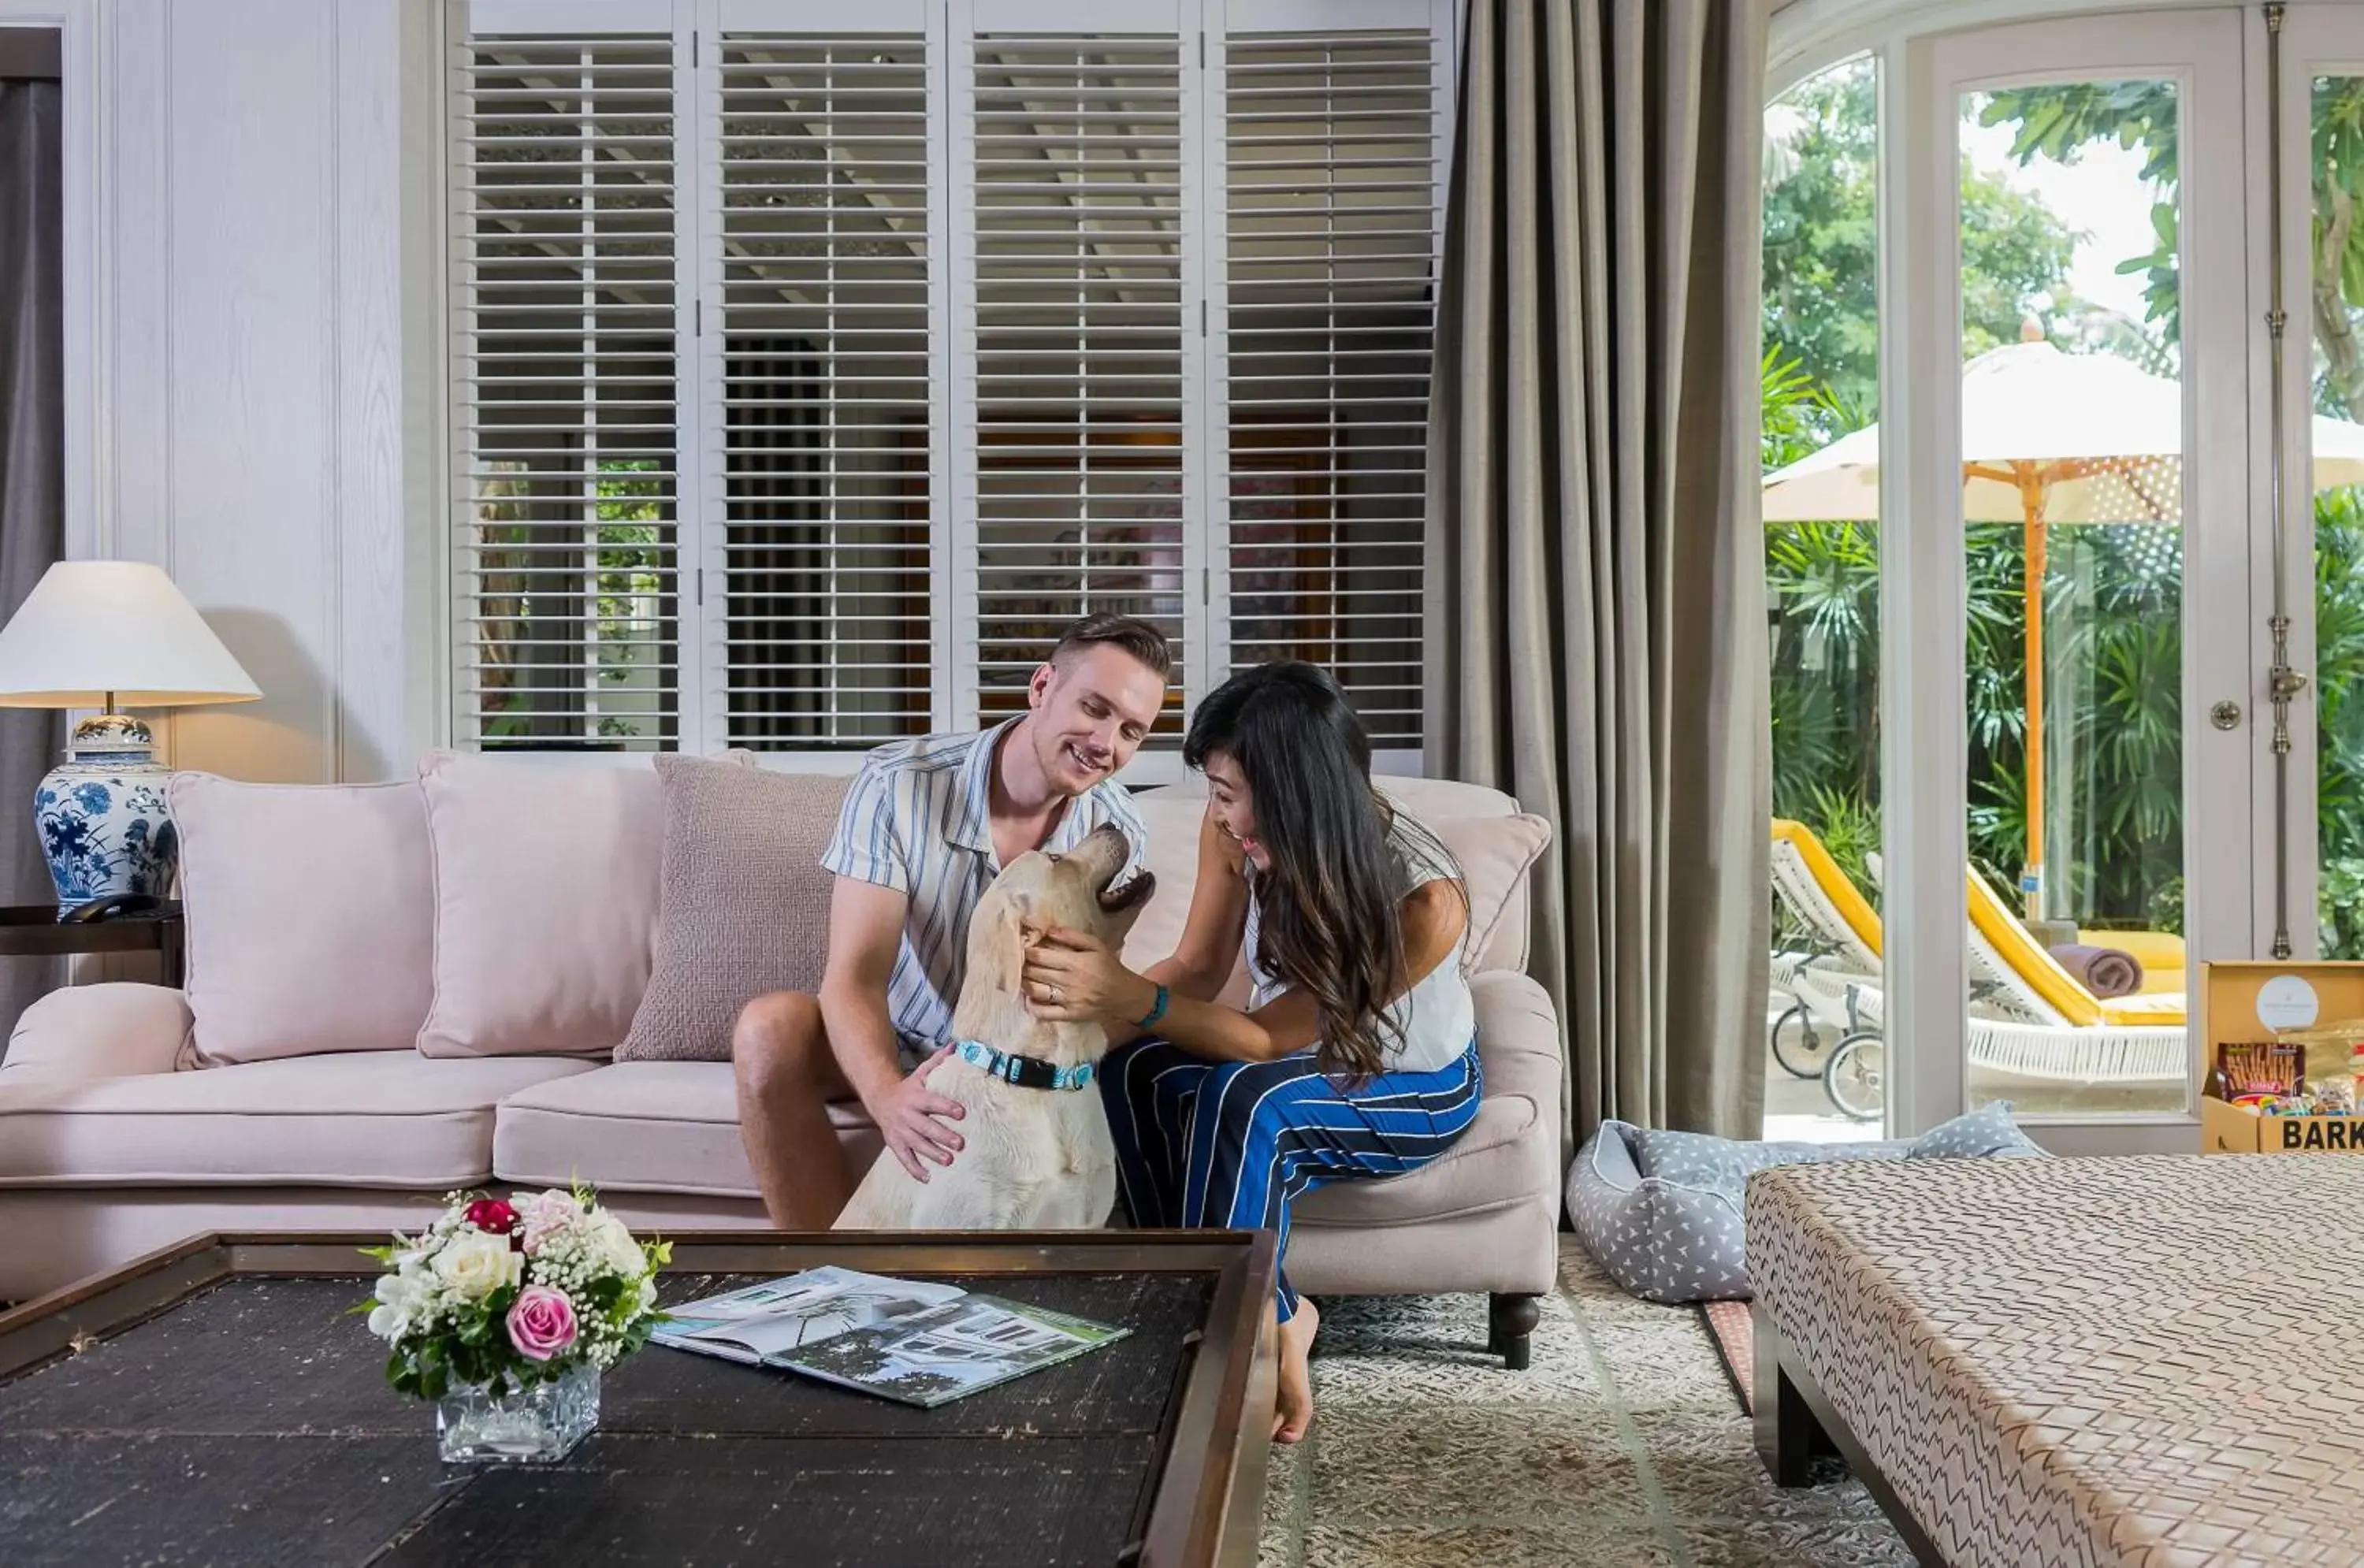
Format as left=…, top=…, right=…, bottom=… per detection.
left=366, top=1302, right=408, bottom=1341
left=432, top=1230, right=524, bottom=1300
left=589, top=1212, right=645, bottom=1280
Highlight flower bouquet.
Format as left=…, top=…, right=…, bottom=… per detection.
left=360, top=1183, right=671, bottom=1462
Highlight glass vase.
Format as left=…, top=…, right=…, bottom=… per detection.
left=434, top=1359, right=600, bottom=1464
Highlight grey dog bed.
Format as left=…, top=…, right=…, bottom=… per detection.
left=1566, top=1103, right=2045, bottom=1303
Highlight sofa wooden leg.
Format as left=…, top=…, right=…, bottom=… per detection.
left=1488, top=1291, right=1540, bottom=1370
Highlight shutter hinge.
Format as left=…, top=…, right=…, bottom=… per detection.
left=1198, top=32, right=1206, bottom=67
left=691, top=31, right=699, bottom=68
left=695, top=567, right=704, bottom=606
left=1199, top=299, right=1207, bottom=337
left=1201, top=567, right=1210, bottom=605
left=695, top=299, right=702, bottom=337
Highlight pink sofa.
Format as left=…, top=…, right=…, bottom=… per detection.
left=0, top=761, right=1563, bottom=1363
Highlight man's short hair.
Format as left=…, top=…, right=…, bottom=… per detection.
left=1050, top=613, right=1173, bottom=681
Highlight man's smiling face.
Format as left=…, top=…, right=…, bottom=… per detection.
left=1026, top=642, right=1166, bottom=793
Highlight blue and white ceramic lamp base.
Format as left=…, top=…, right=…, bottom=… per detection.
left=34, top=713, right=177, bottom=915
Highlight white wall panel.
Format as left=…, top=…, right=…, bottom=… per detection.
left=91, top=0, right=412, bottom=783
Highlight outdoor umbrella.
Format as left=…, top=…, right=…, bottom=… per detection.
left=1761, top=327, right=2364, bottom=917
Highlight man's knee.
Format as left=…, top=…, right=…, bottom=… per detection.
left=732, top=991, right=827, bottom=1092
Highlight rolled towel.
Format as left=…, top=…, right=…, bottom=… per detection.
left=2046, top=942, right=2143, bottom=998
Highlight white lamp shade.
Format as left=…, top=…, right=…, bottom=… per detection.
left=0, top=561, right=261, bottom=708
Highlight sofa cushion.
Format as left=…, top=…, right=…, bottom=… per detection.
left=616, top=759, right=846, bottom=1063
left=167, top=773, right=435, bottom=1065
left=415, top=752, right=671, bottom=1059
left=0, top=1053, right=595, bottom=1188
left=1430, top=812, right=1550, bottom=972
left=493, top=1061, right=876, bottom=1198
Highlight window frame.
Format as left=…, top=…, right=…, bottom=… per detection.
left=445, top=0, right=1455, bottom=778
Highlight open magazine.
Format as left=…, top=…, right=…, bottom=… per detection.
left=652, top=1265, right=1128, bottom=1408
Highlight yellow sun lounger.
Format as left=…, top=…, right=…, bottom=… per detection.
left=1769, top=819, right=2186, bottom=1086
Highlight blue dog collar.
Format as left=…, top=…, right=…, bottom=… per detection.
left=953, top=1039, right=1095, bottom=1092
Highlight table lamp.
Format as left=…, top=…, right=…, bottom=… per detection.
left=0, top=562, right=260, bottom=912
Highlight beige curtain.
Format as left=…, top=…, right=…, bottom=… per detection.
left=1425, top=0, right=1770, bottom=1141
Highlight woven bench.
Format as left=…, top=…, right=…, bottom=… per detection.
left=1749, top=1155, right=2364, bottom=1567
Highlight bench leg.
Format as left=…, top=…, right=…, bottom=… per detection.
left=1487, top=1291, right=1539, bottom=1370
left=1753, top=1305, right=1840, bottom=1486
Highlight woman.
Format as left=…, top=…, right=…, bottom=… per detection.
left=1020, top=660, right=1482, bottom=1444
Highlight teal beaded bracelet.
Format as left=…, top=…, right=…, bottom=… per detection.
left=1136, top=983, right=1171, bottom=1030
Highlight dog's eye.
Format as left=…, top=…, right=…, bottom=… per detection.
left=1045, top=853, right=1063, bottom=864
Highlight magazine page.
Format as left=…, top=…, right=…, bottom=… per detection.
left=764, top=1293, right=1130, bottom=1409
left=652, top=1266, right=968, bottom=1363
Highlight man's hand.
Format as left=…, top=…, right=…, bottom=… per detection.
left=868, top=1046, right=966, bottom=1183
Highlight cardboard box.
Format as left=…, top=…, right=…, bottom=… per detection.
left=2201, top=1092, right=2364, bottom=1154
left=2199, top=960, right=2364, bottom=1154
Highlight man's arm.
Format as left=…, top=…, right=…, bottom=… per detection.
left=816, top=875, right=914, bottom=1108
left=816, top=874, right=966, bottom=1180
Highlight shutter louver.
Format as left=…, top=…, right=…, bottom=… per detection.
left=719, top=32, right=935, bottom=749
left=1221, top=30, right=1437, bottom=750
left=968, top=34, right=1189, bottom=732
left=452, top=33, right=681, bottom=750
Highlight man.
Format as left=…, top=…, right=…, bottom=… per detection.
left=733, top=613, right=1171, bottom=1228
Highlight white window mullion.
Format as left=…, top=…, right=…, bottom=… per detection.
left=948, top=0, right=983, bottom=730
left=926, top=0, right=957, bottom=734
left=1180, top=8, right=1222, bottom=730
left=681, top=0, right=717, bottom=756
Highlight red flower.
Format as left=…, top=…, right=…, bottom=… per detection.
left=465, top=1198, right=519, bottom=1235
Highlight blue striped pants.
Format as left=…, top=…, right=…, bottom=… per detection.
left=1100, top=1038, right=1483, bottom=1321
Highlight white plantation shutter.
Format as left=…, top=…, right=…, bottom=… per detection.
left=451, top=27, right=682, bottom=750
left=446, top=3, right=1450, bottom=763
left=961, top=27, right=1192, bottom=736
left=1218, top=25, right=1440, bottom=751
left=715, top=29, right=939, bottom=748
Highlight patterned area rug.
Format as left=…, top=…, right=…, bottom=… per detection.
left=1256, top=1238, right=1910, bottom=1566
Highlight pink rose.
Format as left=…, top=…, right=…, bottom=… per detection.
left=505, top=1285, right=578, bottom=1362
left=465, top=1198, right=519, bottom=1236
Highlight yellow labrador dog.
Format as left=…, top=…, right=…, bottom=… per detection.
left=834, top=823, right=1154, bottom=1231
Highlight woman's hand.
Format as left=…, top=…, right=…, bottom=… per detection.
left=1022, top=927, right=1158, bottom=1025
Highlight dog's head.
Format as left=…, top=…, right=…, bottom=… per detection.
left=963, top=823, right=1157, bottom=998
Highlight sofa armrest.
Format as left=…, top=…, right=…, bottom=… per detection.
left=1470, top=970, right=1563, bottom=1149
left=0, top=983, right=195, bottom=1079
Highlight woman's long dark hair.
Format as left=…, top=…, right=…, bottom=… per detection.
left=1184, top=661, right=1407, bottom=1080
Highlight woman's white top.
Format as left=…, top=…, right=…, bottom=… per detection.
left=1241, top=807, right=1476, bottom=1075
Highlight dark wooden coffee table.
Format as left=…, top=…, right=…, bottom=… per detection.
left=0, top=1229, right=1277, bottom=1567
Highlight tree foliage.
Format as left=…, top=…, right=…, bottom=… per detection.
left=1761, top=60, right=2080, bottom=443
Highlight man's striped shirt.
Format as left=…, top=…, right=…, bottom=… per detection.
left=820, top=718, right=1149, bottom=1065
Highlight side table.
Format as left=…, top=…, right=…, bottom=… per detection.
left=0, top=901, right=184, bottom=989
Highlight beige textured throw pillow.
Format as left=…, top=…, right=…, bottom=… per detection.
left=1427, top=812, right=1553, bottom=973
left=168, top=773, right=435, bottom=1065
left=415, top=752, right=675, bottom=1059
left=614, top=756, right=849, bottom=1062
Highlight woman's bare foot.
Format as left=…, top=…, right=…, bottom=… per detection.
left=1273, top=1296, right=1319, bottom=1444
